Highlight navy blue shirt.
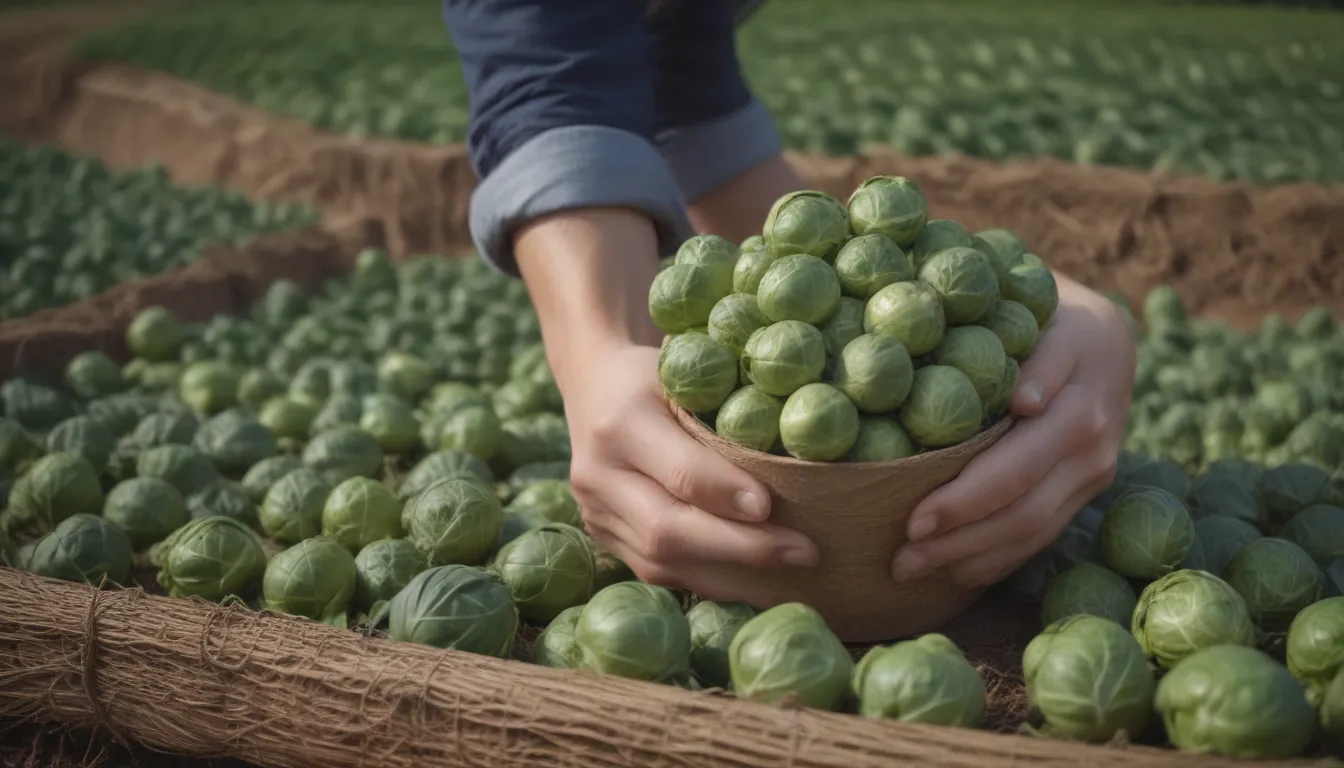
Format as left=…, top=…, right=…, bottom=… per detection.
left=442, top=0, right=779, bottom=274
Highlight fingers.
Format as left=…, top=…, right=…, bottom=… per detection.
left=618, top=405, right=772, bottom=522
left=1010, top=308, right=1079, bottom=417
left=905, top=383, right=1097, bottom=543
left=946, top=485, right=1098, bottom=588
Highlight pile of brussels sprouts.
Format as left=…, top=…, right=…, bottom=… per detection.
left=651, top=176, right=1059, bottom=461
left=1004, top=287, right=1343, bottom=759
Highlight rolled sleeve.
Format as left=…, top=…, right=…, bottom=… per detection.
left=656, top=97, right=782, bottom=205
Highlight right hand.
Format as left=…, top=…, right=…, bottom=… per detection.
left=558, top=342, right=820, bottom=598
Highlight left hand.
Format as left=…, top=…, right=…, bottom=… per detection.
left=889, top=278, right=1137, bottom=588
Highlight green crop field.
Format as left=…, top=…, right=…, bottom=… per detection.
left=72, top=0, right=1344, bottom=183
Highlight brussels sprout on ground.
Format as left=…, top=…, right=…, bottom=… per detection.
left=576, top=582, right=691, bottom=682
left=508, top=479, right=581, bottom=528
left=756, top=254, right=842, bottom=325
left=240, top=455, right=303, bottom=504
left=376, top=351, right=435, bottom=403
left=686, top=601, right=757, bottom=689
left=1124, top=456, right=1191, bottom=501
left=4, top=452, right=104, bottom=537
left=238, top=368, right=287, bottom=411
left=1131, top=569, right=1254, bottom=669
left=492, top=523, right=596, bottom=624
left=729, top=603, right=853, bottom=710
left=1100, top=487, right=1194, bottom=579
left=1187, top=473, right=1259, bottom=526
left=1257, top=461, right=1332, bottom=529
left=863, top=280, right=946, bottom=356
left=353, top=538, right=427, bottom=613
left=714, top=386, right=783, bottom=453
left=1194, top=516, right=1261, bottom=577
left=830, top=334, right=913, bottom=414
left=844, top=417, right=916, bottom=462
left=779, top=383, right=860, bottom=461
left=359, top=393, right=422, bottom=455
left=1223, top=537, right=1325, bottom=631
left=649, top=264, right=729, bottom=334
left=743, top=320, right=826, bottom=398
left=846, top=176, right=928, bottom=247
left=1155, top=645, right=1313, bottom=760
left=193, top=409, right=277, bottom=474
left=178, top=361, right=241, bottom=415
left=1281, top=504, right=1344, bottom=566
left=186, top=482, right=256, bottom=526
left=918, top=247, right=999, bottom=325
left=833, top=234, right=912, bottom=299
left=1286, top=596, right=1344, bottom=699
left=126, top=306, right=184, bottom=362
left=26, top=514, right=133, bottom=587
left=853, top=633, right=985, bottom=726
left=151, top=516, right=267, bottom=601
left=1041, top=563, right=1137, bottom=628
left=1022, top=615, right=1154, bottom=743
left=898, top=366, right=983, bottom=449
left=65, top=351, right=129, bottom=400
left=103, top=477, right=189, bottom=551
left=322, top=476, right=403, bottom=552
left=302, top=426, right=383, bottom=483
left=262, top=536, right=357, bottom=627
left=658, top=334, right=739, bottom=414
left=404, top=477, right=503, bottom=566
left=763, top=190, right=851, bottom=261
left=45, top=416, right=114, bottom=472
left=436, top=406, right=503, bottom=464
left=399, top=450, right=495, bottom=500
left=0, top=418, right=42, bottom=474
left=258, top=396, right=317, bottom=441
left=533, top=604, right=584, bottom=669
left=259, top=469, right=332, bottom=545
left=908, top=219, right=973, bottom=272
left=384, top=565, right=518, bottom=656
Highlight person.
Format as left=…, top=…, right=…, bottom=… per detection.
left=440, top=0, right=1136, bottom=600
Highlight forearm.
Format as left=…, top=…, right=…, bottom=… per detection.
left=686, top=154, right=806, bottom=243
left=515, top=207, right=664, bottom=385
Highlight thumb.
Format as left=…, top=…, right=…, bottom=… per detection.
left=1010, top=326, right=1077, bottom=417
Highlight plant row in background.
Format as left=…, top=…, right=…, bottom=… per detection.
left=73, top=0, right=1344, bottom=183
left=0, top=141, right=316, bottom=321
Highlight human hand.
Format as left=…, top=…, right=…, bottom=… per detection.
left=890, top=279, right=1136, bottom=588
left=558, top=343, right=820, bottom=598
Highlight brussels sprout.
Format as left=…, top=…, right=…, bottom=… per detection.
left=65, top=351, right=128, bottom=400
left=930, top=326, right=1007, bottom=407
left=779, top=383, right=860, bottom=461
left=707, top=294, right=770, bottom=356
left=686, top=601, right=757, bottom=689
left=1281, top=504, right=1344, bottom=566
left=1155, top=645, right=1313, bottom=759
left=649, top=264, right=729, bottom=334
left=714, top=386, right=783, bottom=453
left=1193, top=516, right=1261, bottom=576
left=843, top=416, right=915, bottom=462
left=1100, top=487, right=1194, bottom=579
left=490, top=379, right=549, bottom=421
left=427, top=382, right=492, bottom=417
left=507, top=479, right=580, bottom=527
left=1257, top=462, right=1331, bottom=528
left=1223, top=538, right=1325, bottom=631
left=762, top=190, right=851, bottom=261
left=743, top=320, right=826, bottom=398
left=831, top=334, right=913, bottom=413
left=985, top=355, right=1020, bottom=419
left=238, top=368, right=287, bottom=411
left=376, top=351, right=435, bottom=403
left=1124, top=457, right=1191, bottom=501
left=863, top=280, right=946, bottom=356
left=1286, top=596, right=1344, bottom=698
left=496, top=413, right=571, bottom=472
left=755, top=254, right=841, bottom=325
left=1042, top=563, right=1137, bottom=628
left=262, top=536, right=357, bottom=627
left=178, top=361, right=241, bottom=415
left=729, top=603, right=853, bottom=710
left=353, top=538, right=427, bottom=613
left=1023, top=615, right=1154, bottom=742
left=193, top=409, right=276, bottom=474
left=975, top=300, right=1039, bottom=360
left=240, top=455, right=303, bottom=504
left=1187, top=473, right=1259, bottom=526
left=385, top=565, right=518, bottom=656
left=186, top=482, right=256, bottom=525
left=658, top=333, right=739, bottom=414
left=103, top=477, right=188, bottom=551
left=575, top=582, right=691, bottom=682
left=258, top=397, right=317, bottom=441
left=259, top=468, right=332, bottom=545
left=675, top=234, right=737, bottom=270
left=1143, top=286, right=1186, bottom=327
left=818, top=296, right=865, bottom=359
left=356, top=394, right=420, bottom=455
left=846, top=176, right=928, bottom=247
left=908, top=219, right=973, bottom=272
left=126, top=306, right=184, bottom=362
left=5, top=453, right=104, bottom=536
left=732, top=248, right=785, bottom=295
left=45, top=416, right=114, bottom=472
left=832, top=234, right=912, bottom=300
left=0, top=418, right=42, bottom=473
left=151, top=516, right=267, bottom=601
left=1132, top=570, right=1254, bottom=669
left=592, top=547, right=636, bottom=593
left=533, top=604, right=584, bottom=669
left=26, top=514, right=133, bottom=586
left=1002, top=263, right=1059, bottom=328
left=310, top=394, right=363, bottom=434
left=853, top=633, right=984, bottom=726
left=917, top=247, right=998, bottom=326
left=970, top=228, right=1027, bottom=283
left=302, top=426, right=384, bottom=483
left=898, top=366, right=983, bottom=449
left=436, top=405, right=502, bottom=462
left=321, top=476, right=402, bottom=552
left=405, top=477, right=503, bottom=566
left=400, top=449, right=494, bottom=500
left=492, top=523, right=596, bottom=624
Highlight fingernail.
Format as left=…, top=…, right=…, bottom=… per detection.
left=908, top=514, right=938, bottom=542
left=892, top=551, right=926, bottom=582
left=734, top=491, right=767, bottom=521
left=1020, top=378, right=1045, bottom=405
left=780, top=545, right=819, bottom=568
